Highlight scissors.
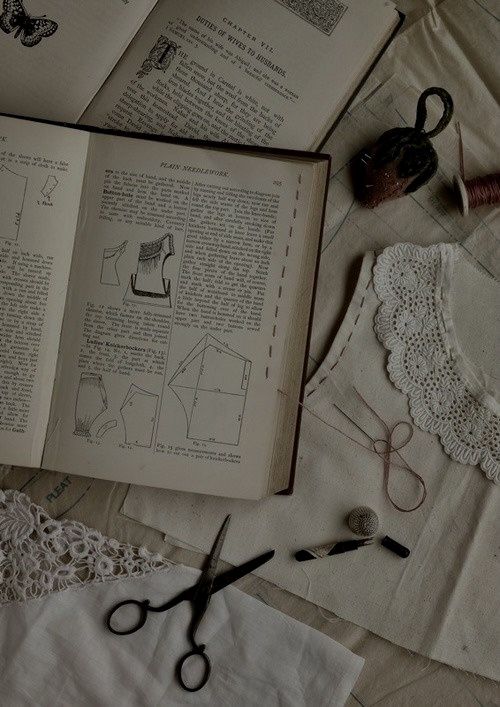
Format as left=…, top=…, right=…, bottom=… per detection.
left=106, top=515, right=274, bottom=692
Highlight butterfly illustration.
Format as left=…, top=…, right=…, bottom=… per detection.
left=0, top=0, right=58, bottom=47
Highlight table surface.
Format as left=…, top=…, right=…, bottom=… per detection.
left=2, top=1, right=500, bottom=705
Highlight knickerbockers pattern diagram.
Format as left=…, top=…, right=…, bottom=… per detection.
left=169, top=335, right=252, bottom=445
left=74, top=374, right=108, bottom=437
left=0, top=165, right=27, bottom=241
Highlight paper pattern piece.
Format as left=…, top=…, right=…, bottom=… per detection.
left=120, top=384, right=158, bottom=448
left=40, top=174, right=58, bottom=198
left=100, top=240, right=127, bottom=286
left=169, top=334, right=251, bottom=445
left=0, top=164, right=27, bottom=240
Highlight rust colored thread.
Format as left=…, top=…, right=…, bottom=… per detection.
left=455, top=173, right=500, bottom=215
left=466, top=174, right=500, bottom=208
left=277, top=388, right=427, bottom=513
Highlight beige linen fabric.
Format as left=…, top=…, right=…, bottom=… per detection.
left=123, top=244, right=499, bottom=678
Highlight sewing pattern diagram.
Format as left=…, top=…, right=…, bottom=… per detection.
left=169, top=335, right=252, bottom=446
left=123, top=233, right=175, bottom=308
left=0, top=0, right=59, bottom=47
left=96, top=419, right=117, bottom=439
left=274, top=0, right=347, bottom=35
left=40, top=174, right=59, bottom=199
left=137, top=35, right=178, bottom=79
left=73, top=373, right=108, bottom=438
left=120, top=384, right=159, bottom=448
left=100, top=240, right=127, bottom=286
left=0, top=164, right=27, bottom=241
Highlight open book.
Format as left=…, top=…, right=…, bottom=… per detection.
left=0, top=114, right=329, bottom=499
left=0, top=0, right=401, bottom=150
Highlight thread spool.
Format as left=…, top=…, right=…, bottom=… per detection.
left=454, top=173, right=500, bottom=216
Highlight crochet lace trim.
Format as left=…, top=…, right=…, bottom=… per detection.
left=373, top=243, right=499, bottom=483
left=0, top=489, right=172, bottom=605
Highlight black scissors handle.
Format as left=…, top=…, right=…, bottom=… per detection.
left=176, top=644, right=211, bottom=692
left=106, top=599, right=151, bottom=636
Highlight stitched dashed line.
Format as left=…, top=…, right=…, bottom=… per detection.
left=306, top=279, right=370, bottom=396
left=267, top=172, right=302, bottom=379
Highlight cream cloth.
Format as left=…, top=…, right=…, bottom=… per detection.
left=0, top=490, right=364, bottom=706
left=124, top=244, right=500, bottom=679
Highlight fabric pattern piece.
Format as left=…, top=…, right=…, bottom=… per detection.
left=0, top=489, right=171, bottom=605
left=373, top=243, right=499, bottom=482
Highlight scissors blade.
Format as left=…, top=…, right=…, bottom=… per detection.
left=146, top=550, right=275, bottom=614
left=194, top=514, right=231, bottom=601
left=211, top=549, right=275, bottom=594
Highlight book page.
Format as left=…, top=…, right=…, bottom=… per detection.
left=82, top=0, right=397, bottom=150
left=43, top=133, right=319, bottom=498
left=0, top=116, right=88, bottom=466
left=0, top=0, right=157, bottom=122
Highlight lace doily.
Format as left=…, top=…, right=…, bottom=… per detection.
left=0, top=489, right=172, bottom=605
left=373, top=243, right=499, bottom=483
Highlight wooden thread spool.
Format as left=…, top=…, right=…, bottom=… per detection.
left=454, top=173, right=500, bottom=216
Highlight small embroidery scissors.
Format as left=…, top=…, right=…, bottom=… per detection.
left=106, top=515, right=274, bottom=692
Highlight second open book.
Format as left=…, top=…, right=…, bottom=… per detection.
left=0, top=0, right=400, bottom=151
left=0, top=115, right=329, bottom=499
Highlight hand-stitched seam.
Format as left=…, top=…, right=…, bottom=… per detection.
left=306, top=278, right=371, bottom=397
left=266, top=174, right=302, bottom=380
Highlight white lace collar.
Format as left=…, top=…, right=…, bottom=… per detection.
left=374, top=243, right=499, bottom=483
left=0, top=489, right=172, bottom=605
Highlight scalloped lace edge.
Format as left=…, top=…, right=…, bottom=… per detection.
left=373, top=243, right=499, bottom=483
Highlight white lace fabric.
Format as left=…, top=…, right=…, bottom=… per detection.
left=0, top=489, right=172, bottom=605
left=374, top=243, right=499, bottom=483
